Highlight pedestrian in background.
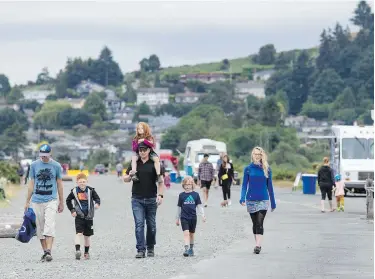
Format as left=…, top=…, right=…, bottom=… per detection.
left=317, top=157, right=335, bottom=212
left=218, top=154, right=234, bottom=207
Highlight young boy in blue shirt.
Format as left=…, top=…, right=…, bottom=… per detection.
left=176, top=176, right=206, bottom=257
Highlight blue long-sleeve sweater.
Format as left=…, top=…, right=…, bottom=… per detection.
left=239, top=163, right=276, bottom=209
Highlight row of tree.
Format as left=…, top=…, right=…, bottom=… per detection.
left=265, top=1, right=374, bottom=124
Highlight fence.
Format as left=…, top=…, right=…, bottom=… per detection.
left=365, top=179, right=374, bottom=220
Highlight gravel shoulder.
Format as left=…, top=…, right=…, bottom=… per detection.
left=0, top=176, right=372, bottom=279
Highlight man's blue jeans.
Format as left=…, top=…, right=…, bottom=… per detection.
left=131, top=197, right=157, bottom=252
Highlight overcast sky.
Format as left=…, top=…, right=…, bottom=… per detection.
left=0, top=0, right=372, bottom=85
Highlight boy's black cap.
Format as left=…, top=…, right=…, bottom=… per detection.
left=203, top=153, right=209, bottom=158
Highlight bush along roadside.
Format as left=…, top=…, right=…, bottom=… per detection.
left=0, top=162, right=20, bottom=184
left=0, top=177, right=8, bottom=200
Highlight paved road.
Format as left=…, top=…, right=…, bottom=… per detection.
left=0, top=176, right=373, bottom=279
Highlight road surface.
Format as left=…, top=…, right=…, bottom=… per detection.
left=0, top=175, right=373, bottom=279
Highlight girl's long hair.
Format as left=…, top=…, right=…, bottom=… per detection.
left=251, top=146, right=269, bottom=178
left=221, top=154, right=230, bottom=168
left=134, top=122, right=154, bottom=141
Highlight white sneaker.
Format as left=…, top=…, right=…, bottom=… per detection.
left=228, top=200, right=232, bottom=206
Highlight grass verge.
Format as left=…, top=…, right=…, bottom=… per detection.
left=0, top=184, right=23, bottom=208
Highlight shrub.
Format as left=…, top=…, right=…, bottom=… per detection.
left=0, top=162, right=20, bottom=184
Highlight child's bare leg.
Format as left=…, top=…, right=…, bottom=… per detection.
left=75, top=233, right=83, bottom=247
left=131, top=155, right=138, bottom=175
left=153, top=156, right=161, bottom=175
left=152, top=156, right=163, bottom=182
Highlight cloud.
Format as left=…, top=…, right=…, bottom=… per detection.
left=0, top=0, right=371, bottom=85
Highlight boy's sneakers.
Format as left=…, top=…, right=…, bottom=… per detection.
left=183, top=248, right=194, bottom=257
left=84, top=253, right=90, bottom=260
left=75, top=250, right=81, bottom=260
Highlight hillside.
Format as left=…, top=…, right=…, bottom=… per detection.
left=160, top=47, right=319, bottom=75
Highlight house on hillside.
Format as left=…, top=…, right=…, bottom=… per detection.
left=235, top=81, right=265, bottom=100
left=22, top=89, right=54, bottom=104
left=75, top=80, right=105, bottom=96
left=252, top=69, right=275, bottom=81
left=104, top=89, right=125, bottom=114
left=148, top=114, right=179, bottom=134
left=175, top=92, right=205, bottom=104
left=180, top=73, right=227, bottom=84
left=136, top=88, right=169, bottom=108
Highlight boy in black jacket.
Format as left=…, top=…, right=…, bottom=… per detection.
left=66, top=173, right=101, bottom=260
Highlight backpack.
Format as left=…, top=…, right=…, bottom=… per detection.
left=15, top=208, right=36, bottom=243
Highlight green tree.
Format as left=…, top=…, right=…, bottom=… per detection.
left=57, top=108, right=93, bottom=128
left=83, top=93, right=107, bottom=121
left=300, top=101, right=331, bottom=120
left=220, top=59, right=230, bottom=71
left=351, top=1, right=373, bottom=29
left=256, top=44, right=276, bottom=65
left=260, top=96, right=282, bottom=126
left=6, top=87, right=24, bottom=104
left=89, top=149, right=111, bottom=166
left=0, top=108, right=29, bottom=132
left=95, top=46, right=124, bottom=87
left=139, top=58, right=150, bottom=72
left=148, top=54, right=161, bottom=72
left=0, top=74, right=11, bottom=98
left=310, top=68, right=345, bottom=103
left=33, top=101, right=72, bottom=129
left=0, top=123, right=27, bottom=160
left=36, top=67, right=53, bottom=85
left=55, top=71, right=69, bottom=98
left=333, top=87, right=356, bottom=109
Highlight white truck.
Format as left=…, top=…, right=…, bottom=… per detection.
left=331, top=125, right=374, bottom=194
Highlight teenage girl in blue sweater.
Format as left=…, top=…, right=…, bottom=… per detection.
left=240, top=146, right=276, bottom=254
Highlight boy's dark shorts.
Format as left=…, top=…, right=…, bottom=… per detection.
left=200, top=180, right=212, bottom=190
left=75, top=217, right=94, bottom=236
left=180, top=218, right=197, bottom=233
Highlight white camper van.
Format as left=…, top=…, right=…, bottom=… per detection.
left=183, top=139, right=227, bottom=183
left=331, top=125, right=374, bottom=194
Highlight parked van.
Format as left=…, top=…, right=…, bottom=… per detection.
left=183, top=139, right=227, bottom=183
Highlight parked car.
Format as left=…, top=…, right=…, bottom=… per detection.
left=94, top=164, right=106, bottom=174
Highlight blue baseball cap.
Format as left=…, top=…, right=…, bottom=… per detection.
left=335, top=174, right=341, bottom=181
left=39, top=144, right=52, bottom=157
